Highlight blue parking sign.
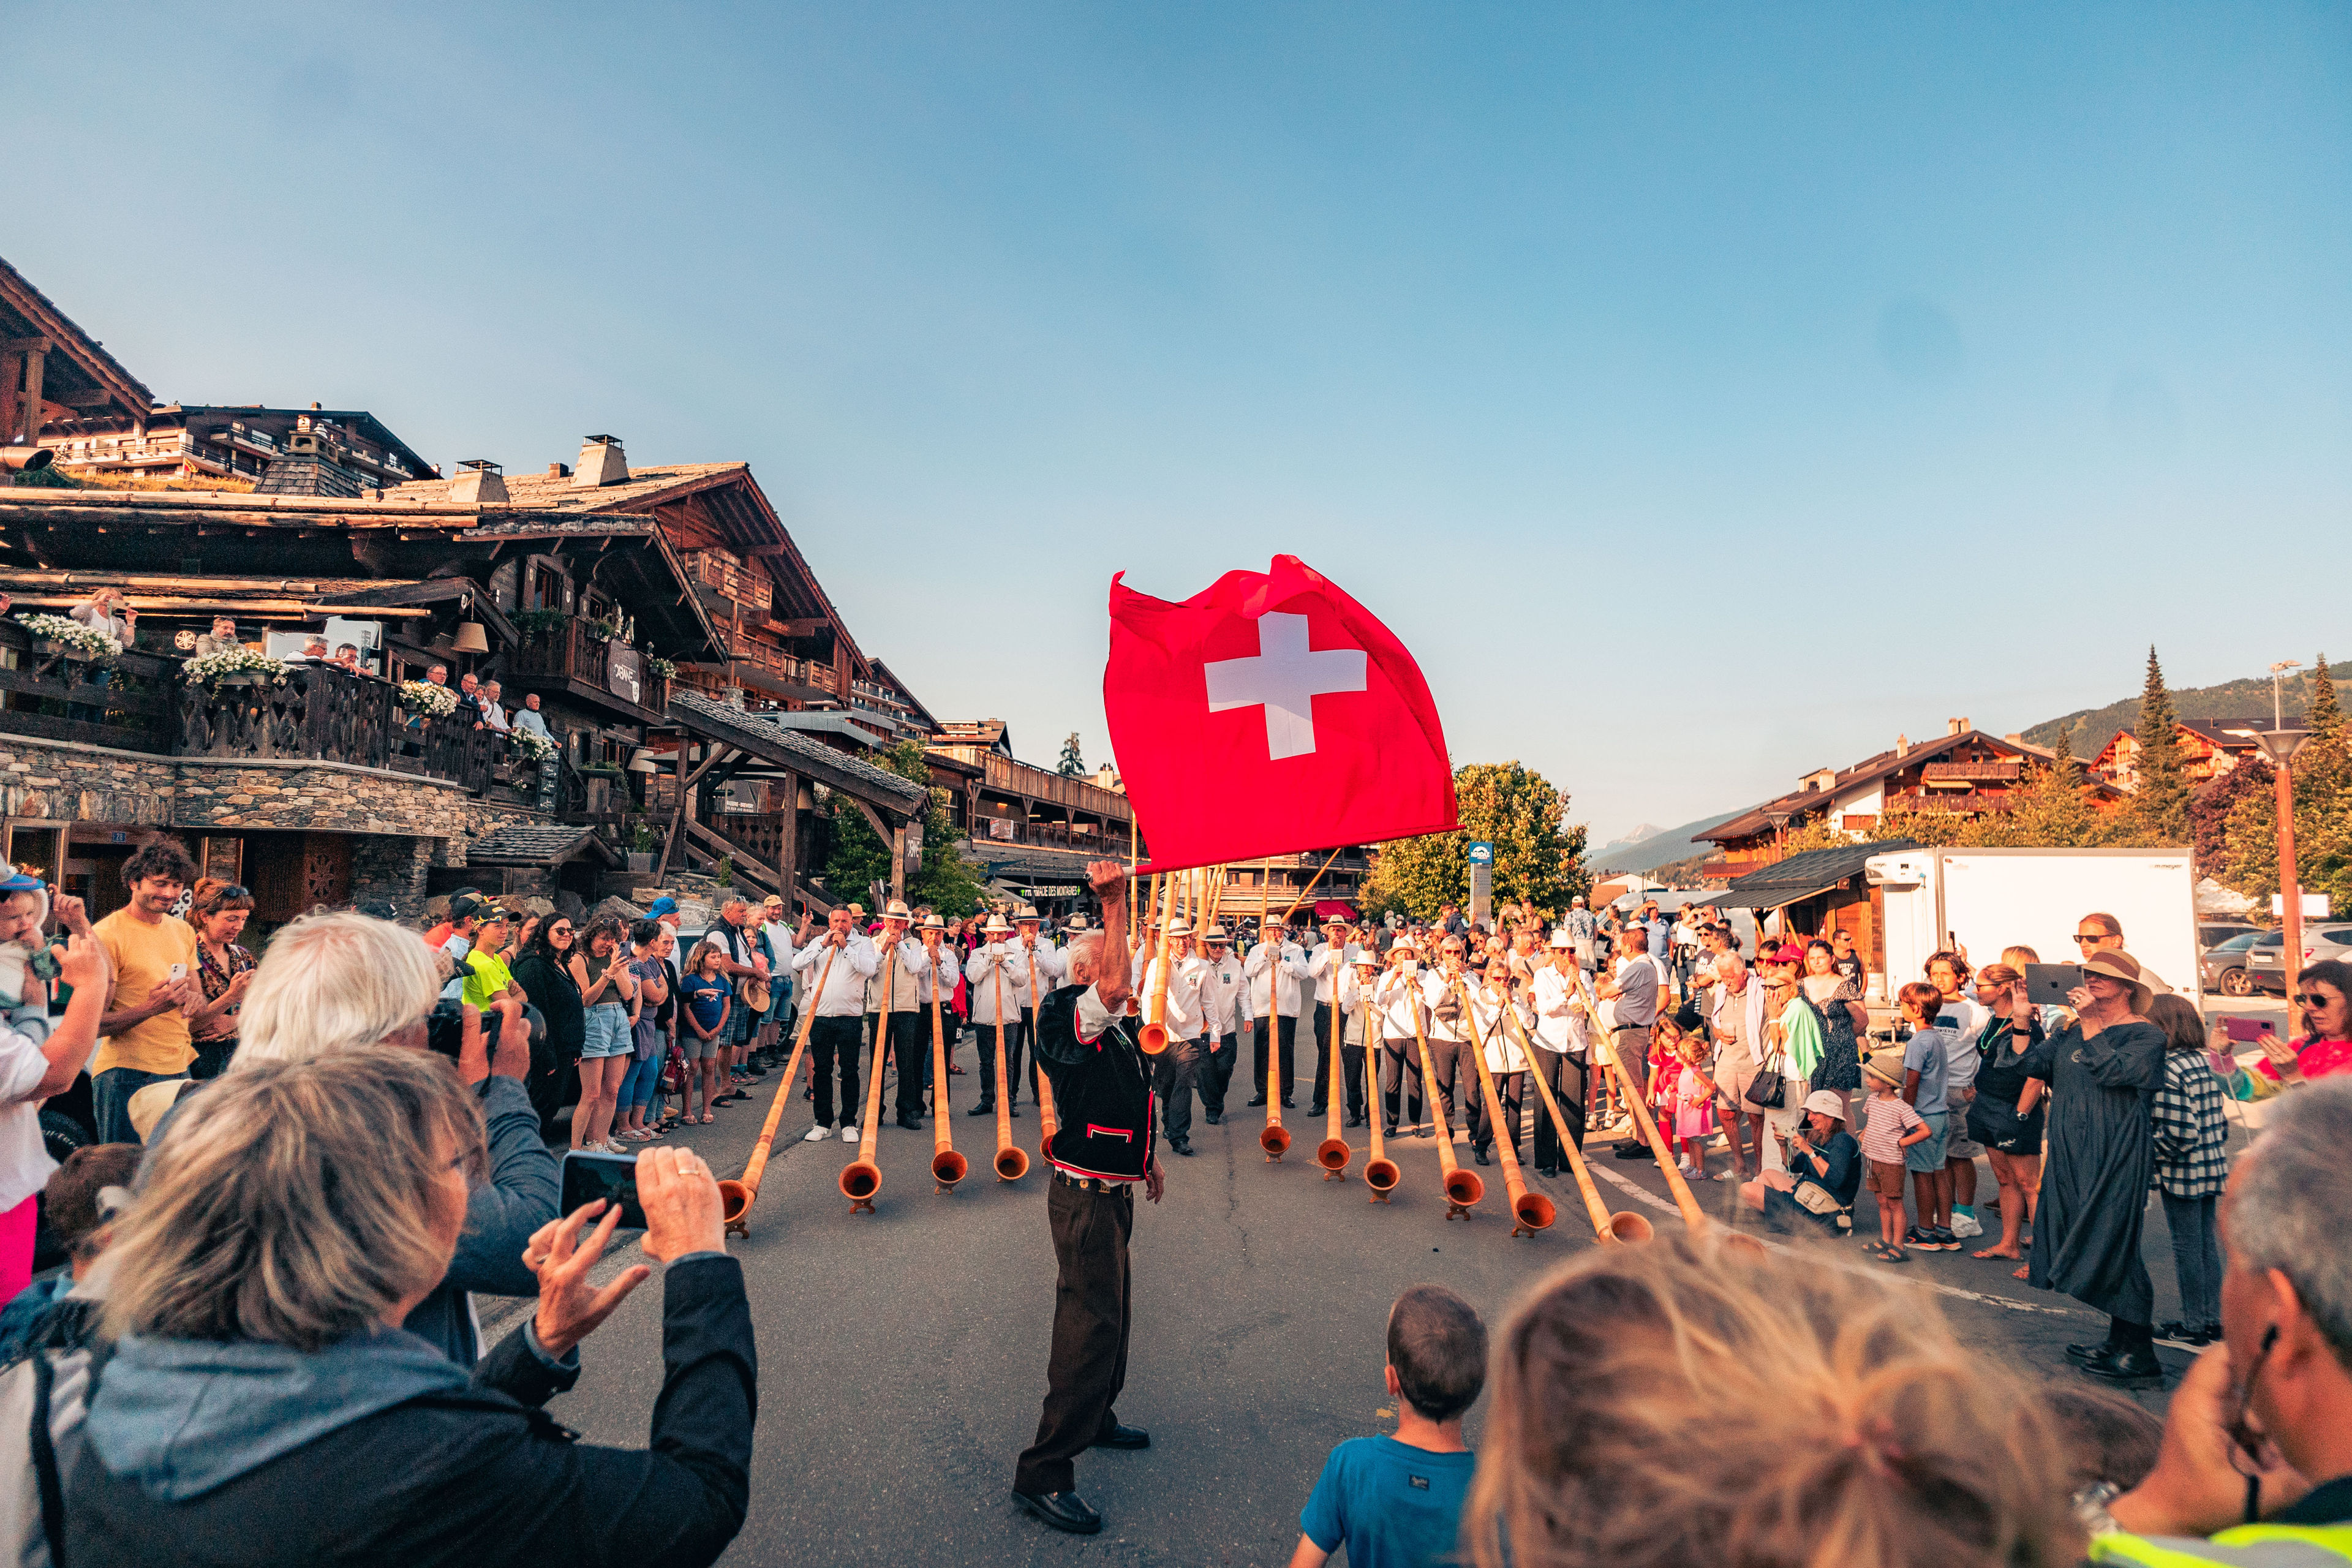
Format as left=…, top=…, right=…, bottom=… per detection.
left=1467, top=841, right=1493, bottom=864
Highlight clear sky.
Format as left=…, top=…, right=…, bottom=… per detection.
left=10, top=4, right=2347, bottom=846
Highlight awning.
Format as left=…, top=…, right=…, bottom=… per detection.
left=1314, top=899, right=1359, bottom=922
left=1714, top=839, right=1917, bottom=910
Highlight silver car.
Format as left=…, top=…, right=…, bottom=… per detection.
left=2245, top=925, right=2352, bottom=993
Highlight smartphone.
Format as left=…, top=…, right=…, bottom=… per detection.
left=560, top=1148, right=647, bottom=1229
left=167, top=963, right=188, bottom=981
left=2024, top=963, right=2083, bottom=1008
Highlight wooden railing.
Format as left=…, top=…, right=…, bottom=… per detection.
left=979, top=752, right=1131, bottom=819
left=0, top=624, right=179, bottom=751
left=511, top=620, right=605, bottom=685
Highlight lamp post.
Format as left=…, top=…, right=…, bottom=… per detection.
left=2229, top=723, right=2312, bottom=1030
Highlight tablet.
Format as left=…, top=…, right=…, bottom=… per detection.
left=2025, top=963, right=2083, bottom=1008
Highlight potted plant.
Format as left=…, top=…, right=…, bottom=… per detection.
left=646, top=655, right=678, bottom=679
left=181, top=647, right=290, bottom=689
left=397, top=679, right=459, bottom=721
left=516, top=608, right=568, bottom=644
left=15, top=612, right=121, bottom=663
left=510, top=729, right=557, bottom=764
left=584, top=616, right=620, bottom=644
left=627, top=816, right=660, bottom=873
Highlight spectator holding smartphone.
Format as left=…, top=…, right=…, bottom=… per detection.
left=92, top=839, right=202, bottom=1144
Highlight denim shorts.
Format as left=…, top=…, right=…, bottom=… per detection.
left=581, top=1004, right=635, bottom=1058
left=1904, top=1110, right=1950, bottom=1173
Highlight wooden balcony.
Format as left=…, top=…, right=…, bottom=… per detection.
left=509, top=621, right=668, bottom=721
left=687, top=549, right=773, bottom=617
left=979, top=752, right=1131, bottom=820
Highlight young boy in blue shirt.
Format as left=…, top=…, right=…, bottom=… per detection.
left=1289, top=1284, right=1485, bottom=1568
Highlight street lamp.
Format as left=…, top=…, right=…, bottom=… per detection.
left=2228, top=722, right=2312, bottom=1028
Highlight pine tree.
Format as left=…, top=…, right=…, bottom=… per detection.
left=2307, top=654, right=2343, bottom=741
left=2009, top=726, right=2098, bottom=847
left=1057, top=733, right=1085, bottom=778
left=2130, top=646, right=2191, bottom=844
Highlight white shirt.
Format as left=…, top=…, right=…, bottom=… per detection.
left=0, top=1019, right=56, bottom=1211
left=1199, top=951, right=1245, bottom=1036
left=1371, top=968, right=1442, bottom=1040
left=1530, top=963, right=1588, bottom=1055
left=965, top=941, right=1034, bottom=1025
left=1306, top=942, right=1351, bottom=1004
left=1016, top=938, right=1066, bottom=997
left=1425, top=967, right=1473, bottom=1043
left=790, top=933, right=878, bottom=1016
left=1337, top=967, right=1373, bottom=1045
left=479, top=701, right=510, bottom=733
left=1245, top=940, right=1311, bottom=1019
left=1143, top=953, right=1207, bottom=1039
left=1466, top=984, right=1532, bottom=1073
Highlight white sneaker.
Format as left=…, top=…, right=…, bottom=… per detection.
left=842, top=1124, right=860, bottom=1144
left=804, top=1124, right=833, bottom=1143
left=1676, top=1159, right=1700, bottom=1177
left=1950, top=1210, right=1985, bottom=1239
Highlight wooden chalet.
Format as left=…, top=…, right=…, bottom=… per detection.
left=2088, top=718, right=2266, bottom=792
left=2, top=255, right=153, bottom=448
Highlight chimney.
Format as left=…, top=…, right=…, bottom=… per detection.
left=448, top=458, right=507, bottom=505
left=1896, top=733, right=1910, bottom=758
left=2003, top=732, right=2022, bottom=744
left=546, top=462, right=571, bottom=478
left=1948, top=717, right=1967, bottom=736
left=572, top=434, right=628, bottom=488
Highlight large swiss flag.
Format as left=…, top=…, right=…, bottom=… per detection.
left=1106, top=555, right=1458, bottom=871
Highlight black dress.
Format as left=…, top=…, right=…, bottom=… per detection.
left=1966, top=1016, right=2046, bottom=1155
left=2022, top=1019, right=2165, bottom=1321
left=1805, top=982, right=1862, bottom=1093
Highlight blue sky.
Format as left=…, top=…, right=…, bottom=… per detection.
left=9, top=4, right=2348, bottom=845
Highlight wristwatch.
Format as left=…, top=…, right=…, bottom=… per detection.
left=2071, top=1480, right=2121, bottom=1536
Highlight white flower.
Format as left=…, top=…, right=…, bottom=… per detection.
left=15, top=613, right=123, bottom=658
left=399, top=680, right=460, bottom=718
left=181, top=648, right=290, bottom=685
left=511, top=730, right=556, bottom=762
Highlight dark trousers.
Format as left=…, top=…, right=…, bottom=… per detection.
left=976, top=1016, right=1028, bottom=1105
left=1427, top=1036, right=1477, bottom=1129
left=1154, top=1036, right=1206, bottom=1145
left=1014, top=1177, right=1134, bottom=1496
left=1379, top=1036, right=1425, bottom=1132
left=1203, top=1031, right=1239, bottom=1112
left=865, top=1011, right=927, bottom=1117
left=1249, top=1016, right=1297, bottom=1103
left=1341, top=1042, right=1367, bottom=1119
left=808, top=1016, right=862, bottom=1126
left=94, top=1066, right=188, bottom=1145
left=1531, top=1049, right=1586, bottom=1170
left=2162, top=1191, right=2222, bottom=1329
left=1472, top=1069, right=1525, bottom=1154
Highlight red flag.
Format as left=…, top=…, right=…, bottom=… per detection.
left=1105, top=555, right=1458, bottom=871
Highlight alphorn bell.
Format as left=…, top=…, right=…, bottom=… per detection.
left=1314, top=960, right=1349, bottom=1178
left=1453, top=979, right=1553, bottom=1238
left=1409, top=974, right=1482, bottom=1216
left=928, top=976, right=966, bottom=1191
left=839, top=940, right=895, bottom=1213
left=1500, top=1000, right=1649, bottom=1243
left=1580, top=971, right=1706, bottom=1234
left=721, top=935, right=836, bottom=1235
left=1259, top=928, right=1289, bottom=1161
left=1362, top=992, right=1398, bottom=1200
left=1139, top=875, right=1175, bottom=1054
left=990, top=963, right=1028, bottom=1181
left=1029, top=944, right=1060, bottom=1157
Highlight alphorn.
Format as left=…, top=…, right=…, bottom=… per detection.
left=1499, top=1000, right=1649, bottom=1243
left=928, top=973, right=965, bottom=1191
left=839, top=940, right=896, bottom=1212
left=1452, top=979, right=1553, bottom=1237
left=990, top=961, right=1028, bottom=1181
left=1029, top=944, right=1060, bottom=1158
left=1314, top=962, right=1349, bottom=1178
left=721, top=937, right=837, bottom=1235
left=1361, top=989, right=1397, bottom=1200
left=1579, top=971, right=1706, bottom=1234
left=1409, top=973, right=1482, bottom=1216
left=1139, top=875, right=1175, bottom=1055
left=1259, top=929, right=1289, bottom=1161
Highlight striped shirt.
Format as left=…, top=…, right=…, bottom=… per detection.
left=2152, top=1048, right=2230, bottom=1199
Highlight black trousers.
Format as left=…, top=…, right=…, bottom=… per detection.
left=1427, top=1036, right=1477, bottom=1130
left=1531, top=1049, right=1587, bottom=1170
left=1379, top=1036, right=1426, bottom=1131
left=1203, top=1031, right=1238, bottom=1113
left=1014, top=1178, right=1134, bottom=1496
left=809, top=1016, right=862, bottom=1126
left=1472, top=1069, right=1525, bottom=1155
left=1341, top=1042, right=1367, bottom=1120
left=1307, top=1003, right=1340, bottom=1111
left=1154, top=1036, right=1206, bottom=1145
left=1249, top=1016, right=1297, bottom=1102
left=865, top=1011, right=926, bottom=1117
left=975, top=1016, right=1028, bottom=1104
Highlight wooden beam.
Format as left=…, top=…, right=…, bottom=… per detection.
left=684, top=816, right=782, bottom=897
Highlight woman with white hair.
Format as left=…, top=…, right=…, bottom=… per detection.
left=230, top=909, right=559, bottom=1364
left=64, top=1050, right=753, bottom=1567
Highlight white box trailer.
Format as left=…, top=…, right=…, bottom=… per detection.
left=1864, top=847, right=2202, bottom=1002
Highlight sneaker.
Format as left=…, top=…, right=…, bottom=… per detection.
left=1949, top=1210, right=1985, bottom=1240
left=1929, top=1227, right=1962, bottom=1251
left=1904, top=1225, right=1932, bottom=1249
left=599, top=1139, right=630, bottom=1154
left=804, top=1124, right=834, bottom=1142
left=1676, top=1159, right=1700, bottom=1177
left=842, top=1124, right=860, bottom=1144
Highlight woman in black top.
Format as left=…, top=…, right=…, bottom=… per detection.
left=1964, top=962, right=2044, bottom=1264
left=510, top=918, right=585, bottom=1139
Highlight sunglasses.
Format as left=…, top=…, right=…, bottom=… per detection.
left=2074, top=933, right=2111, bottom=945
left=2296, top=991, right=2338, bottom=1008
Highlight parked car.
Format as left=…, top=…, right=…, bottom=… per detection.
left=2201, top=930, right=2273, bottom=997
left=2245, top=924, right=2352, bottom=994
left=2199, top=921, right=2260, bottom=951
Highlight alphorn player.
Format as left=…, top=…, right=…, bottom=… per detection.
left=1372, top=940, right=1440, bottom=1137
left=1015, top=905, right=1066, bottom=1109
left=1463, top=956, right=1532, bottom=1168
left=1305, top=914, right=1352, bottom=1121
left=863, top=899, right=932, bottom=1133
left=1423, top=934, right=1477, bottom=1134
left=1196, top=925, right=1244, bottom=1125
left=1243, top=916, right=1310, bottom=1109
left=1140, top=916, right=1207, bottom=1156
left=1527, top=927, right=1593, bottom=1178
left=966, top=913, right=1031, bottom=1118
left=789, top=904, right=879, bottom=1143
left=918, top=913, right=952, bottom=1114
left=1011, top=859, right=1162, bottom=1537
left=1335, top=946, right=1381, bottom=1127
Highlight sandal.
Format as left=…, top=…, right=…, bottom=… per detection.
left=1882, top=1244, right=1907, bottom=1262
left=699, top=1112, right=717, bottom=1125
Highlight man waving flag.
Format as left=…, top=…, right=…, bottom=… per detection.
left=1106, top=556, right=1458, bottom=870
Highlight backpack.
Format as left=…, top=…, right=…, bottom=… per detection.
left=2, top=1329, right=110, bottom=1568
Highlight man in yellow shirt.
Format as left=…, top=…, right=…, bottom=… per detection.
left=92, top=839, right=201, bottom=1143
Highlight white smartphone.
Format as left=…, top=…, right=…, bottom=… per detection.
left=167, top=963, right=188, bottom=981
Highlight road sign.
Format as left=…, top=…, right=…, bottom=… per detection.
left=1467, top=841, right=1493, bottom=864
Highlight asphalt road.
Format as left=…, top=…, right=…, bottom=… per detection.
left=496, top=1041, right=2216, bottom=1568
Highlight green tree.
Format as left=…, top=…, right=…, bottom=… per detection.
left=2130, top=646, right=2192, bottom=844
left=1057, top=733, right=1086, bottom=778
left=823, top=739, right=989, bottom=914
left=1359, top=761, right=1589, bottom=921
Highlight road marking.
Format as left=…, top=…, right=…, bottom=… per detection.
left=1583, top=1162, right=2089, bottom=1319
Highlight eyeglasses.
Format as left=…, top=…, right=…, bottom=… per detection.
left=549, top=925, right=575, bottom=937
left=2296, top=991, right=2337, bottom=1009
left=2074, top=933, right=2109, bottom=946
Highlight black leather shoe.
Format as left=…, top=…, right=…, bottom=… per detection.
left=1536, top=1166, right=1559, bottom=1178
left=1473, top=1147, right=1491, bottom=1166
left=1011, top=1490, right=1103, bottom=1534
left=1281, top=1099, right=1295, bottom=1109
left=897, top=1112, right=921, bottom=1131
left=1093, top=1424, right=1151, bottom=1450
left=2065, top=1341, right=2119, bottom=1366
left=968, top=1102, right=995, bottom=1117
left=1009, top=1104, right=1022, bottom=1118
left=2081, top=1345, right=2165, bottom=1387
left=1310, top=1104, right=1327, bottom=1117
left=1203, top=1111, right=1221, bottom=1125
left=1170, top=1139, right=1194, bottom=1156
left=1246, top=1096, right=1267, bottom=1107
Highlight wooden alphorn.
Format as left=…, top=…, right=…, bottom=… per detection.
left=1314, top=959, right=1349, bottom=1178
left=839, top=939, right=895, bottom=1213
left=1500, top=1000, right=1649, bottom=1243
left=990, top=960, right=1028, bottom=1181
left=1259, top=928, right=1290, bottom=1161
left=1579, top=971, right=1706, bottom=1234
left=1028, top=944, right=1060, bottom=1157
left=1139, top=875, right=1175, bottom=1054
left=1362, top=989, right=1398, bottom=1200
left=722, top=936, right=836, bottom=1235
left=929, top=971, right=965, bottom=1191
left=1409, top=972, right=1482, bottom=1216
left=1453, top=979, right=1553, bottom=1237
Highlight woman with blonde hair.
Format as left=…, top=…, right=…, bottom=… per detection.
left=66, top=1050, right=753, bottom=1567
left=1465, top=1237, right=2083, bottom=1568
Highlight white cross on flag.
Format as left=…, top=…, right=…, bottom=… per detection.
left=1106, top=555, right=1458, bottom=871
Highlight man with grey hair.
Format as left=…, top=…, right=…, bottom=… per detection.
left=2098, top=1079, right=2352, bottom=1558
